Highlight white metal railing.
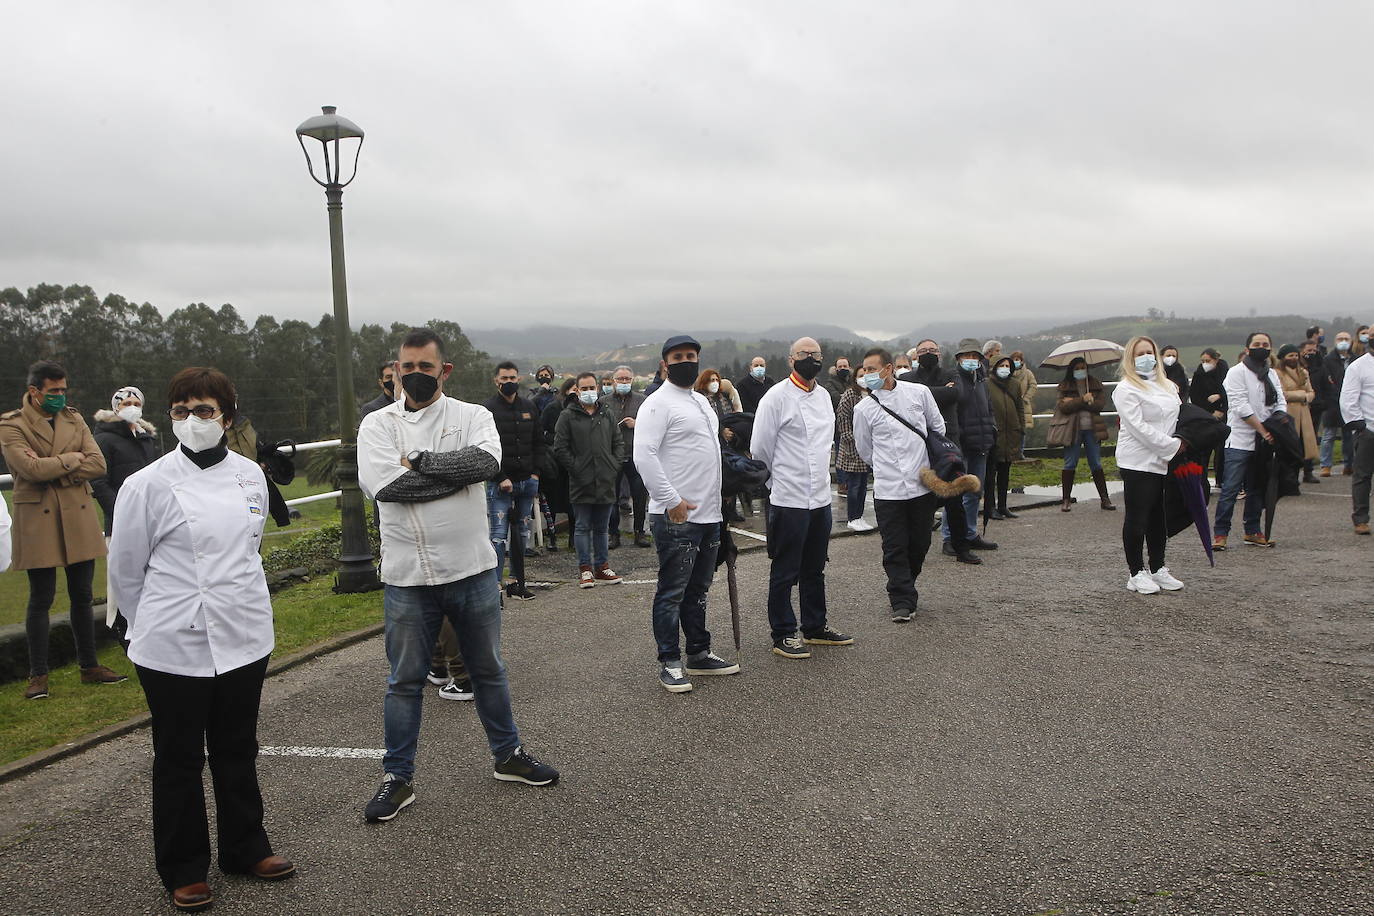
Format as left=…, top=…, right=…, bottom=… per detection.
left=1031, top=379, right=1119, bottom=419
left=1, top=438, right=344, bottom=492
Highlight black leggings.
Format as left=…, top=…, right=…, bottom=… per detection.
left=26, top=560, right=98, bottom=675
left=1120, top=468, right=1167, bottom=575
left=994, top=461, right=1012, bottom=511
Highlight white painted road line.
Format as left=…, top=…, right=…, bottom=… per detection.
left=728, top=526, right=768, bottom=542
left=260, top=746, right=386, bottom=759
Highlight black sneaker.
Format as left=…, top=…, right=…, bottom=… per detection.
left=438, top=678, right=474, bottom=701
left=891, top=608, right=914, bottom=623
left=364, top=775, right=415, bottom=822
left=505, top=582, right=537, bottom=601
left=494, top=746, right=560, bottom=786
left=659, top=665, right=693, bottom=693
left=772, top=634, right=811, bottom=659
left=941, top=541, right=957, bottom=556
left=684, top=651, right=740, bottom=676
left=804, top=626, right=854, bottom=646
left=968, top=536, right=998, bottom=550
left=426, top=665, right=448, bottom=686
left=956, top=550, right=982, bottom=565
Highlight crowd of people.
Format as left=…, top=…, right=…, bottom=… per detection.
left=1, top=319, right=1371, bottom=911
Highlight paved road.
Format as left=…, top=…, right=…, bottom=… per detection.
left=1, top=479, right=1370, bottom=915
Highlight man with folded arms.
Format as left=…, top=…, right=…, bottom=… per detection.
left=751, top=337, right=854, bottom=659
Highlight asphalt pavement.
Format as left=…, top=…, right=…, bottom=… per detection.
left=1, top=477, right=1370, bottom=915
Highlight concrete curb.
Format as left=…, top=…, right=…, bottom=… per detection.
left=0, top=621, right=385, bottom=786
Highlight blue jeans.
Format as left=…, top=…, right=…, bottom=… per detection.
left=382, top=570, right=519, bottom=781
left=1063, top=430, right=1103, bottom=471
left=573, top=503, right=612, bottom=568
left=766, top=504, right=831, bottom=640
left=649, top=515, right=720, bottom=663
left=942, top=450, right=988, bottom=542
left=1320, top=423, right=1352, bottom=470
left=487, top=477, right=537, bottom=584
left=1212, top=447, right=1263, bottom=537
left=839, top=470, right=869, bottom=521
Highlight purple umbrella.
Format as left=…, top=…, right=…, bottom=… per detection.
left=1170, top=458, right=1215, bottom=567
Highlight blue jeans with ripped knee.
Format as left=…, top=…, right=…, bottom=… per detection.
left=649, top=514, right=720, bottom=663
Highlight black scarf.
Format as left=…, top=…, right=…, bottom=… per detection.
left=1242, top=353, right=1278, bottom=407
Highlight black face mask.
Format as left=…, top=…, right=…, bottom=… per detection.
left=917, top=353, right=940, bottom=371
left=666, top=361, right=699, bottom=388
left=499, top=381, right=519, bottom=398
left=835, top=368, right=850, bottom=382
left=793, top=357, right=823, bottom=381
left=402, top=371, right=440, bottom=403
left=382, top=380, right=394, bottom=395
left=1248, top=347, right=1271, bottom=364
left=537, top=376, right=552, bottom=387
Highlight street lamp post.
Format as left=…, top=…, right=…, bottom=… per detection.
left=296, top=105, right=380, bottom=593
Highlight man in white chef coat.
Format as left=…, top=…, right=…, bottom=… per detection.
left=751, top=336, right=854, bottom=660
left=357, top=328, right=560, bottom=823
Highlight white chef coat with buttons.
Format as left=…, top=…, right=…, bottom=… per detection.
left=751, top=375, right=835, bottom=510
left=852, top=382, right=946, bottom=501
left=1339, top=352, right=1374, bottom=428
left=633, top=381, right=723, bottom=524
left=110, top=449, right=274, bottom=677
left=1112, top=376, right=1182, bottom=475
left=358, top=395, right=502, bottom=587
left=1223, top=362, right=1287, bottom=451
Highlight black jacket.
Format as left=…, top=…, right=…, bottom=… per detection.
left=1163, top=362, right=1190, bottom=403
left=1189, top=362, right=1229, bottom=418
left=91, top=413, right=162, bottom=535
left=1318, top=351, right=1354, bottom=425
left=734, top=374, right=774, bottom=414
left=905, top=363, right=962, bottom=443
left=483, top=393, right=545, bottom=482
left=953, top=368, right=996, bottom=454
left=359, top=392, right=392, bottom=422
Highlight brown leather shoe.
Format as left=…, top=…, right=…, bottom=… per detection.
left=1212, top=535, right=1227, bottom=552
left=251, top=855, right=295, bottom=881
left=1320, top=466, right=1331, bottom=477
left=1356, top=524, right=1371, bottom=536
left=171, top=882, right=213, bottom=910
left=24, top=675, right=49, bottom=700
left=1243, top=532, right=1276, bottom=548
left=80, top=664, right=128, bottom=684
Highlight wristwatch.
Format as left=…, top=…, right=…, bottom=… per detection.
left=406, top=449, right=424, bottom=468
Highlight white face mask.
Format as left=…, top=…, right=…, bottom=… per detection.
left=708, top=381, right=720, bottom=394
left=1162, top=356, right=1176, bottom=367
left=751, top=366, right=766, bottom=379
left=1201, top=362, right=1215, bottom=373
left=172, top=415, right=225, bottom=453
left=995, top=367, right=1012, bottom=379
left=117, top=405, right=143, bottom=424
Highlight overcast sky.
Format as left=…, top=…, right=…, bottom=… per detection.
left=3, top=1, right=1371, bottom=337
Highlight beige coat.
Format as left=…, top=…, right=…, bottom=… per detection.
left=1012, top=366, right=1037, bottom=429
left=0, top=397, right=108, bottom=570
left=1276, top=365, right=1319, bottom=461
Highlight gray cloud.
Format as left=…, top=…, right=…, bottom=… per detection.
left=3, top=1, right=1371, bottom=335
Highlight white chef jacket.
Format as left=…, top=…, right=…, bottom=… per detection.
left=0, top=496, right=11, bottom=573
left=852, top=382, right=945, bottom=501
left=358, top=396, right=501, bottom=587
left=751, top=375, right=835, bottom=510
left=634, top=382, right=723, bottom=524
left=109, top=449, right=274, bottom=677
left=1112, top=376, right=1182, bottom=475
left=1339, top=352, right=1374, bottom=428
left=1223, top=363, right=1287, bottom=451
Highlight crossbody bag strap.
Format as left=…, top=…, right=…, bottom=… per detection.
left=866, top=390, right=928, bottom=442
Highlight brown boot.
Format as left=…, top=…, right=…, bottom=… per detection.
left=1092, top=467, right=1116, bottom=510
left=81, top=665, right=129, bottom=684
left=1060, top=469, right=1075, bottom=511
left=24, top=675, right=49, bottom=700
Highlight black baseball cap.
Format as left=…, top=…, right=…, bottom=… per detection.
left=661, top=335, right=701, bottom=358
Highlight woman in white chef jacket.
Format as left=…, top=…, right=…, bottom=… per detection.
left=109, top=368, right=293, bottom=912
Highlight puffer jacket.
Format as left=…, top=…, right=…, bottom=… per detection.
left=986, top=376, right=1024, bottom=463
left=91, top=410, right=162, bottom=535
left=907, top=363, right=961, bottom=443
left=483, top=393, right=545, bottom=482
left=954, top=367, right=997, bottom=454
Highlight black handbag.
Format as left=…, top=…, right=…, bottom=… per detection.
left=865, top=391, right=981, bottom=499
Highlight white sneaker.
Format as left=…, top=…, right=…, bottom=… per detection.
left=1150, top=567, right=1184, bottom=591
left=846, top=519, right=875, bottom=532
left=1126, top=571, right=1161, bottom=594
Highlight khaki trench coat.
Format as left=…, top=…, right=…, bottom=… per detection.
left=1012, top=366, right=1037, bottom=429
left=0, top=398, right=108, bottom=570
left=1276, top=365, right=1319, bottom=461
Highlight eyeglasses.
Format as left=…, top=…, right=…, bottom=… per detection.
left=168, top=405, right=222, bottom=421
left=914, top=347, right=938, bottom=356
left=794, top=350, right=822, bottom=360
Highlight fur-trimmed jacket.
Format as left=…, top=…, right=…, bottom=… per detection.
left=92, top=410, right=162, bottom=535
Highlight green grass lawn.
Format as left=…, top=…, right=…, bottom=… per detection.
left=0, top=479, right=341, bottom=628
left=0, top=575, right=382, bottom=766
left=1009, top=456, right=1121, bottom=489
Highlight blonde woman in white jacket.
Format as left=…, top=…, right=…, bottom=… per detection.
left=1113, top=336, right=1187, bottom=595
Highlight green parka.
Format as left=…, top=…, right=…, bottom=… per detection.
left=553, top=403, right=625, bottom=504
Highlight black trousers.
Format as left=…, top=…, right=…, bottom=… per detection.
left=25, top=560, right=98, bottom=675
left=610, top=459, right=649, bottom=535
left=994, top=461, right=1012, bottom=512
left=137, top=655, right=273, bottom=890
left=874, top=493, right=937, bottom=611
left=1120, top=468, right=1167, bottom=574
left=765, top=504, right=831, bottom=640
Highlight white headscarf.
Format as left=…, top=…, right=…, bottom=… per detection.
left=111, top=386, right=144, bottom=411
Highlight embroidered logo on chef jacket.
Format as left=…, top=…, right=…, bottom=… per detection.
left=245, top=490, right=265, bottom=516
